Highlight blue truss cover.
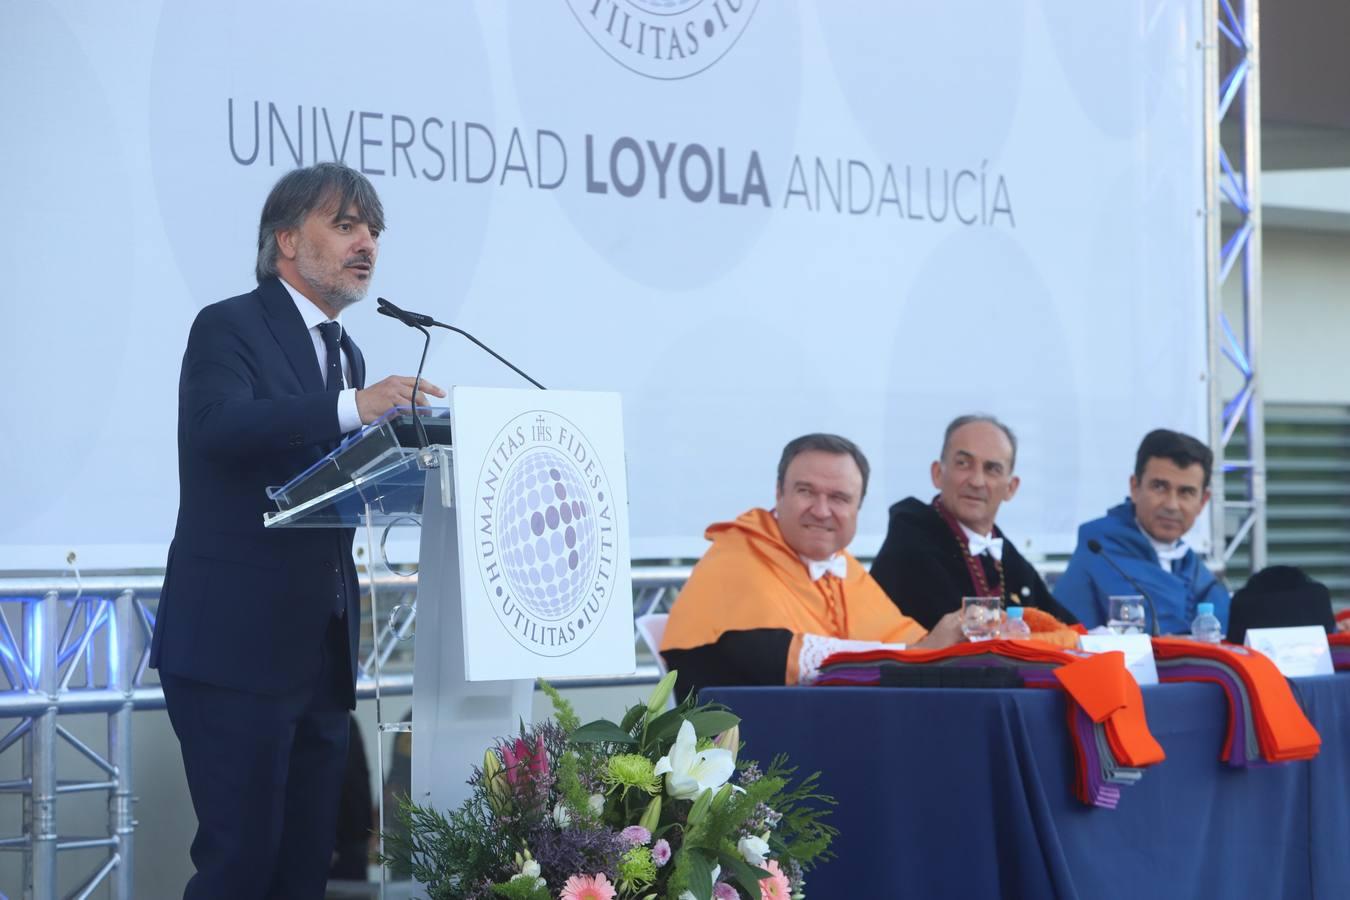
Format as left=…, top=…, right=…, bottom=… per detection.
left=0, top=718, right=33, bottom=756
left=1220, top=221, right=1253, bottom=284
left=1224, top=387, right=1252, bottom=433
left=1219, top=0, right=1248, bottom=46
left=1217, top=146, right=1250, bottom=213
left=1220, top=312, right=1252, bottom=377
left=1218, top=58, right=1249, bottom=122
left=56, top=601, right=110, bottom=669
left=0, top=605, right=34, bottom=690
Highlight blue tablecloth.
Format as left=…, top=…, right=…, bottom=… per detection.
left=704, top=675, right=1350, bottom=899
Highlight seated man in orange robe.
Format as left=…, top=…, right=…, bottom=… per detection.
left=661, top=433, right=965, bottom=698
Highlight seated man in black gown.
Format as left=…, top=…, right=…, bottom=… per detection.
left=870, top=414, right=1080, bottom=646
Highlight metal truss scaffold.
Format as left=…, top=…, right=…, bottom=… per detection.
left=0, top=569, right=681, bottom=899
left=0, top=588, right=142, bottom=900
left=1205, top=0, right=1267, bottom=570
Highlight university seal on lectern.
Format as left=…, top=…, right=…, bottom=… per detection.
left=471, top=409, right=621, bottom=656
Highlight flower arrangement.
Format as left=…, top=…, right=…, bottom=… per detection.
left=381, top=672, right=836, bottom=899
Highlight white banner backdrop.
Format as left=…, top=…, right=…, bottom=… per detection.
left=0, top=1, right=1207, bottom=569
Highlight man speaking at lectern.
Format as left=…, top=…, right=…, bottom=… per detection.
left=151, top=163, right=443, bottom=899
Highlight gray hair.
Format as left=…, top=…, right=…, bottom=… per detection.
left=776, top=433, right=871, bottom=499
left=940, top=414, right=1018, bottom=471
left=255, top=162, right=386, bottom=282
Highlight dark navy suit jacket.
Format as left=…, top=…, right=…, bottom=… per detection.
left=151, top=277, right=365, bottom=705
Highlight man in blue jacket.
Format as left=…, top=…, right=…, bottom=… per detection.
left=151, top=163, right=443, bottom=898
left=1055, top=429, right=1230, bottom=635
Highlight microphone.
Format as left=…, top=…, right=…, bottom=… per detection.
left=377, top=297, right=434, bottom=328
left=375, top=297, right=547, bottom=390
left=375, top=299, right=432, bottom=448
left=1087, top=539, right=1161, bottom=637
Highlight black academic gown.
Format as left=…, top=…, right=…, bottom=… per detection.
left=869, top=496, right=1079, bottom=630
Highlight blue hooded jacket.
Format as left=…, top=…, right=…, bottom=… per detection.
left=1054, top=500, right=1231, bottom=635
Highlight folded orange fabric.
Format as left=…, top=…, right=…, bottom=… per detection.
left=825, top=639, right=1089, bottom=667
left=1153, top=638, right=1321, bottom=763
left=1053, top=652, right=1129, bottom=722
left=1054, top=652, right=1166, bottom=767
left=1022, top=607, right=1089, bottom=648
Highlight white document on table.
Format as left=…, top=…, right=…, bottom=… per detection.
left=1077, top=633, right=1159, bottom=686
left=1245, top=626, right=1333, bottom=678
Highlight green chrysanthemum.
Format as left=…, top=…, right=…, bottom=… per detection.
left=604, top=753, right=661, bottom=796
left=618, top=845, right=658, bottom=891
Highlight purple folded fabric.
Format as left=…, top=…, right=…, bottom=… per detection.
left=1156, top=660, right=1261, bottom=767
left=814, top=667, right=878, bottom=685
left=1072, top=707, right=1120, bottom=809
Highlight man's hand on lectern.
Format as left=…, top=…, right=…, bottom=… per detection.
left=356, top=376, right=446, bottom=424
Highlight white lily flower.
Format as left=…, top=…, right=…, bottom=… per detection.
left=654, top=721, right=735, bottom=801
left=738, top=832, right=771, bottom=866
left=552, top=802, right=572, bottom=828
left=588, top=793, right=605, bottom=816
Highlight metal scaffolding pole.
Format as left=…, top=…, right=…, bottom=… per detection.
left=1240, top=0, right=1267, bottom=570
left=109, top=590, right=136, bottom=899
left=1205, top=0, right=1267, bottom=571
left=28, top=592, right=60, bottom=897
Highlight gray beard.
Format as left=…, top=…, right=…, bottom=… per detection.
left=296, top=255, right=368, bottom=312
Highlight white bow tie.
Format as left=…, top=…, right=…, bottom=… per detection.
left=805, top=556, right=849, bottom=582
left=967, top=534, right=1004, bottom=560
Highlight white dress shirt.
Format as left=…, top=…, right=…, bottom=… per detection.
left=1139, top=520, right=1189, bottom=573
left=279, top=278, right=363, bottom=434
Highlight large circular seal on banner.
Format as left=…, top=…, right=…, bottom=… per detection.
left=564, top=0, right=760, bottom=80
left=473, top=411, right=620, bottom=656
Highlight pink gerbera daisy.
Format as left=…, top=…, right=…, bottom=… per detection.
left=620, top=825, right=652, bottom=845
left=560, top=872, right=617, bottom=900
left=758, top=859, right=791, bottom=900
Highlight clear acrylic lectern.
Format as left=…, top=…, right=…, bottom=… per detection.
left=263, top=407, right=534, bottom=898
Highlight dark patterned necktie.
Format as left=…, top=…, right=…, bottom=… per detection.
left=317, top=320, right=350, bottom=618
left=316, top=321, right=345, bottom=391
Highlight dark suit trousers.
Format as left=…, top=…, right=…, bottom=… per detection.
left=162, top=615, right=352, bottom=900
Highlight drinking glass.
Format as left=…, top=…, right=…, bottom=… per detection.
left=1108, top=595, right=1147, bottom=635
left=961, top=596, right=1003, bottom=641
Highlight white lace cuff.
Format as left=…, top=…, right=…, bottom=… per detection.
left=797, top=634, right=908, bottom=684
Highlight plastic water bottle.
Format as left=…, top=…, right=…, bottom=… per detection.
left=1001, top=606, right=1032, bottom=640
left=1190, top=602, right=1223, bottom=643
